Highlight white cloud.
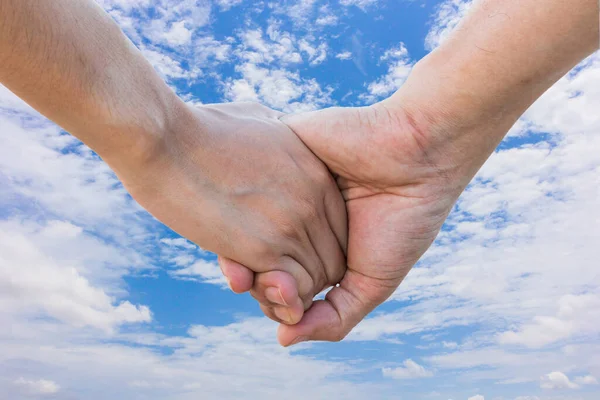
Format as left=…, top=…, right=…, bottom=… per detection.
left=425, top=0, right=474, bottom=50
left=14, top=378, right=60, bottom=395
left=443, top=341, right=458, bottom=349
left=336, top=51, right=353, bottom=60
left=498, top=294, right=600, bottom=348
left=271, top=0, right=318, bottom=27
left=467, top=396, right=484, bottom=400
left=215, top=0, right=244, bottom=11
left=162, top=20, right=193, bottom=46
left=100, top=0, right=232, bottom=86
left=340, top=53, right=600, bottom=391
left=224, top=27, right=335, bottom=111
left=98, top=0, right=153, bottom=11
left=142, top=48, right=190, bottom=79
left=315, top=14, right=338, bottom=26
left=0, top=85, right=39, bottom=114
left=0, top=85, right=383, bottom=400
left=540, top=371, right=579, bottom=390
left=0, top=219, right=151, bottom=332
left=2, top=1, right=600, bottom=398
left=382, top=359, right=433, bottom=379
left=102, top=0, right=212, bottom=46
left=574, top=375, right=598, bottom=385
left=298, top=39, right=328, bottom=65
left=1, top=317, right=382, bottom=400
left=361, top=43, right=414, bottom=103
left=160, top=237, right=198, bottom=249
left=339, top=0, right=379, bottom=11
left=171, top=259, right=227, bottom=286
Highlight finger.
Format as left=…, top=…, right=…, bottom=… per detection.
left=323, top=179, right=349, bottom=255
left=252, top=270, right=306, bottom=325
left=305, top=204, right=347, bottom=290
left=218, top=256, right=254, bottom=294
left=277, top=269, right=399, bottom=346
left=252, top=272, right=305, bottom=325
left=259, top=303, right=302, bottom=326
left=283, top=231, right=327, bottom=300
left=251, top=270, right=300, bottom=306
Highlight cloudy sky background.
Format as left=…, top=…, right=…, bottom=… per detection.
left=1, top=0, right=599, bottom=399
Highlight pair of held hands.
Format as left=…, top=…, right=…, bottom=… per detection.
left=2, top=0, right=595, bottom=347
left=121, top=98, right=464, bottom=347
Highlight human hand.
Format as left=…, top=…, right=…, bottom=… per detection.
left=221, top=99, right=466, bottom=345
left=113, top=102, right=348, bottom=325
left=275, top=102, right=463, bottom=344
left=217, top=0, right=599, bottom=344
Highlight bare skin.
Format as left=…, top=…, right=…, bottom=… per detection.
left=1, top=0, right=598, bottom=345
left=0, top=0, right=349, bottom=325
left=222, top=0, right=600, bottom=345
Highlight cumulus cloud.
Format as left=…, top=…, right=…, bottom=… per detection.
left=540, top=371, right=579, bottom=390
left=0, top=219, right=151, bottom=332
left=467, top=396, right=484, bottom=400
left=382, top=359, right=433, bottom=379
left=574, top=375, right=598, bottom=385
left=336, top=51, right=353, bottom=60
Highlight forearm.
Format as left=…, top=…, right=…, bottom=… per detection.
left=0, top=0, right=186, bottom=170
left=388, top=0, right=599, bottom=186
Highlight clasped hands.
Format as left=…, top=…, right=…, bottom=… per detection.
left=218, top=100, right=458, bottom=347
left=2, top=0, right=595, bottom=348
left=120, top=79, right=467, bottom=347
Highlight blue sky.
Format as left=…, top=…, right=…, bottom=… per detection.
left=0, top=0, right=599, bottom=399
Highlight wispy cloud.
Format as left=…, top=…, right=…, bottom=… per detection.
left=1, top=0, right=598, bottom=398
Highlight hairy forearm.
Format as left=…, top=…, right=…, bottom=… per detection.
left=388, top=0, right=599, bottom=186
left=0, top=0, right=186, bottom=169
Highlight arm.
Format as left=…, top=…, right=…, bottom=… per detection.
left=0, top=0, right=349, bottom=325
left=389, top=0, right=600, bottom=188
left=275, top=0, right=599, bottom=345
left=0, top=0, right=179, bottom=171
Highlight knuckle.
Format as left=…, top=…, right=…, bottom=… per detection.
left=252, top=239, right=274, bottom=261
left=277, top=220, right=303, bottom=242
left=297, top=199, right=320, bottom=224
left=311, top=163, right=333, bottom=186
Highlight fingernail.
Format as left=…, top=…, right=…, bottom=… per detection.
left=273, top=307, right=294, bottom=324
left=225, top=276, right=232, bottom=291
left=265, top=287, right=287, bottom=306
left=290, top=336, right=309, bottom=346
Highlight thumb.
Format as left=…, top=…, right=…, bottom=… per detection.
left=280, top=107, right=366, bottom=174
left=277, top=269, right=399, bottom=346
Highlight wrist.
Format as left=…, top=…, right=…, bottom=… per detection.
left=87, top=90, right=191, bottom=176
left=380, top=54, right=522, bottom=190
